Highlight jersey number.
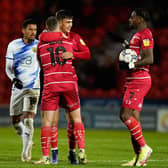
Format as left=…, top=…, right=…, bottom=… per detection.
left=47, top=46, right=66, bottom=66
left=20, top=56, right=32, bottom=65
left=128, top=92, right=135, bottom=100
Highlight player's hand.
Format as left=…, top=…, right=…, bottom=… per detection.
left=118, top=61, right=135, bottom=70
left=13, top=78, right=23, bottom=89
left=122, top=40, right=129, bottom=49
left=61, top=52, right=73, bottom=59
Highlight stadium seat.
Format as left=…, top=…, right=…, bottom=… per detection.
left=79, top=88, right=92, bottom=98
left=0, top=0, right=11, bottom=11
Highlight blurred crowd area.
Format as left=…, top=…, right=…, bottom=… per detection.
left=1, top=0, right=168, bottom=104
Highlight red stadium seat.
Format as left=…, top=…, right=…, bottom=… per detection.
left=79, top=88, right=92, bottom=97
left=0, top=0, right=11, bottom=11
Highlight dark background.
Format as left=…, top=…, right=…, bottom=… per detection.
left=1, top=0, right=168, bottom=104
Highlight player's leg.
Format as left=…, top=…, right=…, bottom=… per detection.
left=120, top=107, right=147, bottom=166
left=66, top=112, right=76, bottom=150
left=21, top=90, right=39, bottom=162
left=120, top=79, right=152, bottom=166
left=65, top=112, right=78, bottom=164
left=68, top=108, right=87, bottom=164
left=21, top=112, right=34, bottom=162
left=11, top=114, right=24, bottom=136
left=64, top=89, right=86, bottom=164
left=60, top=91, right=78, bottom=164
left=10, top=89, right=24, bottom=136
left=132, top=111, right=152, bottom=166
left=65, top=81, right=79, bottom=164
left=10, top=89, right=28, bottom=162
left=131, top=110, right=141, bottom=155
left=120, top=108, right=138, bottom=166
left=34, top=110, right=59, bottom=165
left=34, top=91, right=59, bottom=165
left=50, top=109, right=59, bottom=164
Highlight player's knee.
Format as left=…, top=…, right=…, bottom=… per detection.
left=120, top=108, right=132, bottom=122
left=13, top=121, right=25, bottom=136
left=120, top=112, right=129, bottom=122
left=24, top=118, right=34, bottom=135
left=69, top=116, right=82, bottom=123
left=120, top=113, right=125, bottom=122
left=68, top=108, right=82, bottom=123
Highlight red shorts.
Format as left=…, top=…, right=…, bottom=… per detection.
left=59, top=81, right=79, bottom=109
left=41, top=87, right=80, bottom=112
left=122, top=78, right=151, bottom=111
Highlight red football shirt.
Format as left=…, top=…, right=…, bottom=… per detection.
left=69, top=32, right=91, bottom=80
left=128, top=28, right=154, bottom=79
left=37, top=32, right=76, bottom=92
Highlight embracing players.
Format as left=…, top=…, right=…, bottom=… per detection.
left=35, top=15, right=89, bottom=165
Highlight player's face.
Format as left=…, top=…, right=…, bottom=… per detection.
left=22, top=24, right=37, bottom=41
left=129, top=11, right=140, bottom=28
left=60, top=18, right=73, bottom=34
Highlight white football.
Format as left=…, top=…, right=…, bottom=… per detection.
left=119, top=49, right=138, bottom=63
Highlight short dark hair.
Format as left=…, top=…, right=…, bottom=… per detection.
left=45, top=16, right=57, bottom=31
left=134, top=8, right=150, bottom=22
left=56, top=9, right=73, bottom=21
left=22, top=19, right=37, bottom=29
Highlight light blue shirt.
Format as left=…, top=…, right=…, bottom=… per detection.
left=5, top=38, right=40, bottom=89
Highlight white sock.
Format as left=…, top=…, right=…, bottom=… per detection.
left=13, top=121, right=25, bottom=137
left=22, top=118, right=34, bottom=157
left=24, top=118, right=34, bottom=141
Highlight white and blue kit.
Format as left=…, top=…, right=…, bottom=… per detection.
left=5, top=38, right=40, bottom=116
left=6, top=38, right=40, bottom=89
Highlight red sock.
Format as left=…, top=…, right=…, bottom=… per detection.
left=41, top=126, right=52, bottom=156
left=124, top=117, right=146, bottom=147
left=51, top=125, right=58, bottom=150
left=131, top=122, right=141, bottom=154
left=73, top=122, right=85, bottom=149
left=67, top=123, right=76, bottom=150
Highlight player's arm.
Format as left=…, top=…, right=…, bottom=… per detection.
left=73, top=46, right=90, bottom=60
left=73, top=34, right=91, bottom=60
left=5, top=43, right=15, bottom=81
left=61, top=34, right=91, bottom=60
left=36, top=43, right=42, bottom=68
left=5, top=59, right=15, bottom=81
left=61, top=48, right=90, bottom=60
left=134, top=34, right=154, bottom=68
left=5, top=43, right=23, bottom=89
left=134, top=48, right=153, bottom=68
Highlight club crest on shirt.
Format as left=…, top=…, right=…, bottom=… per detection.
left=80, top=39, right=86, bottom=45
left=32, top=47, right=37, bottom=53
left=143, top=39, right=150, bottom=47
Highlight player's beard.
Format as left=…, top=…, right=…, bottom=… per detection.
left=128, top=22, right=137, bottom=30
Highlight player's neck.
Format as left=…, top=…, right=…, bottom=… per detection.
left=23, top=38, right=34, bottom=44
left=137, top=24, right=147, bottom=32
left=62, top=33, right=68, bottom=38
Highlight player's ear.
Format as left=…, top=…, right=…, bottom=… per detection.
left=22, top=28, right=25, bottom=35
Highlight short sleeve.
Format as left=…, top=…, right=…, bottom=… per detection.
left=5, top=42, right=14, bottom=60
left=140, top=30, right=154, bottom=50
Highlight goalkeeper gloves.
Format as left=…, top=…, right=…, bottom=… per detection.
left=13, top=78, right=23, bottom=89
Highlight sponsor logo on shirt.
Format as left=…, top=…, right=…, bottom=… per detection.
left=143, top=39, right=150, bottom=47
left=32, top=47, right=37, bottom=53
